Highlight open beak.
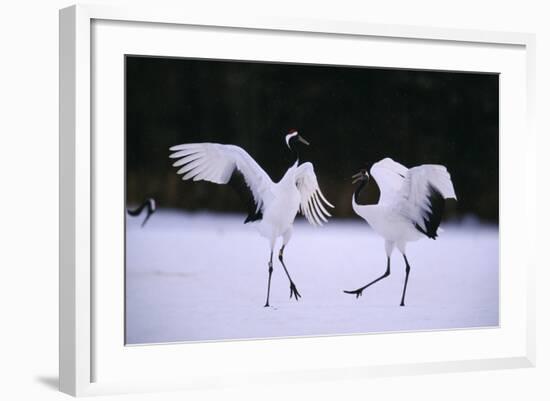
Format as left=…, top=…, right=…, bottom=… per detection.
left=297, top=135, right=310, bottom=146
left=352, top=171, right=366, bottom=184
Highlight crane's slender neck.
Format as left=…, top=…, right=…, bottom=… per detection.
left=127, top=198, right=154, bottom=216
left=353, top=178, right=369, bottom=205
left=288, top=146, right=300, bottom=165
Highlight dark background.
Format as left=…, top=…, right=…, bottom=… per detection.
left=126, top=56, right=499, bottom=223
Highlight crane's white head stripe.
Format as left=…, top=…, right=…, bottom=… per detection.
left=285, top=131, right=298, bottom=148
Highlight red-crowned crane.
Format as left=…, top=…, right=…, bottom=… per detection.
left=169, top=130, right=333, bottom=307
left=344, top=158, right=456, bottom=306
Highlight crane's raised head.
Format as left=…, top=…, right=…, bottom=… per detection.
left=285, top=129, right=310, bottom=149
left=352, top=168, right=370, bottom=184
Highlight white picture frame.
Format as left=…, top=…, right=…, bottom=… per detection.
left=59, top=4, right=536, bottom=397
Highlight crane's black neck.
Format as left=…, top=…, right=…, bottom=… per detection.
left=288, top=147, right=300, bottom=165
left=354, top=176, right=381, bottom=206
left=354, top=176, right=381, bottom=205
left=353, top=178, right=368, bottom=205
left=127, top=199, right=152, bottom=216
left=294, top=148, right=300, bottom=164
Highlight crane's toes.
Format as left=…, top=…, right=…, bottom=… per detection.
left=289, top=283, right=301, bottom=301
left=343, top=289, right=363, bottom=298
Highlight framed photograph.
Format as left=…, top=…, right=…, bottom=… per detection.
left=59, top=4, right=536, bottom=396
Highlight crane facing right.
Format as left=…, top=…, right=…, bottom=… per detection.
left=344, top=158, right=457, bottom=306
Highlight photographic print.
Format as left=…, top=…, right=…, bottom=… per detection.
left=125, top=56, right=499, bottom=345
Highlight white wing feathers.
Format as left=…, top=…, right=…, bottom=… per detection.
left=370, top=158, right=409, bottom=205
left=394, top=164, right=457, bottom=234
left=169, top=143, right=273, bottom=214
left=295, top=162, right=334, bottom=226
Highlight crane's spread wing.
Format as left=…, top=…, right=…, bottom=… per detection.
left=295, top=162, right=334, bottom=226
left=169, top=143, right=273, bottom=223
left=393, top=164, right=457, bottom=239
left=370, top=158, right=409, bottom=205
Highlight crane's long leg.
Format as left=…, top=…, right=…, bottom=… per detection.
left=278, top=245, right=301, bottom=301
left=400, top=255, right=411, bottom=307
left=264, top=250, right=274, bottom=307
left=343, top=257, right=391, bottom=298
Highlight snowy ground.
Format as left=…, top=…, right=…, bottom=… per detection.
left=125, top=210, right=499, bottom=345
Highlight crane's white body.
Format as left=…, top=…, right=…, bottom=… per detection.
left=353, top=204, right=423, bottom=246
left=253, top=162, right=302, bottom=243
left=169, top=139, right=333, bottom=306
left=346, top=157, right=457, bottom=306
left=352, top=158, right=456, bottom=254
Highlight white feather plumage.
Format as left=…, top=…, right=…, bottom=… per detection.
left=169, top=143, right=333, bottom=228
left=346, top=157, right=457, bottom=306
left=169, top=139, right=333, bottom=307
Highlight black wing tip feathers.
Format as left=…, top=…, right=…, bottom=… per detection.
left=415, top=183, right=445, bottom=240
left=227, top=169, right=264, bottom=224
left=244, top=210, right=263, bottom=224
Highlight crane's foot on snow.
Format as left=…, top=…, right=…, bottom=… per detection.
left=289, top=282, right=301, bottom=301
left=343, top=288, right=364, bottom=298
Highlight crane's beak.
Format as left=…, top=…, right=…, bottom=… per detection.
left=297, top=135, right=310, bottom=146
left=352, top=171, right=368, bottom=184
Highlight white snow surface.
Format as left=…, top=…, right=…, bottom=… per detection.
left=126, top=210, right=499, bottom=345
